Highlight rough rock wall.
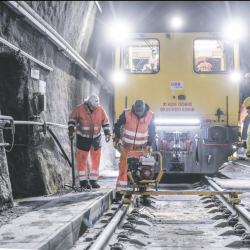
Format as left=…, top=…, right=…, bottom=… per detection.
left=0, top=1, right=114, bottom=200
left=0, top=125, right=13, bottom=211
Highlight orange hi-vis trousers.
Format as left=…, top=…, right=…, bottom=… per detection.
left=116, top=148, right=142, bottom=191
left=77, top=147, right=101, bottom=181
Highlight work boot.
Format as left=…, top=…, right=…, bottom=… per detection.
left=113, top=192, right=124, bottom=202
left=89, top=180, right=100, bottom=188
left=80, top=180, right=92, bottom=190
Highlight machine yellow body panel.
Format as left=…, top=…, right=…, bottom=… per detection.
left=114, top=33, right=239, bottom=126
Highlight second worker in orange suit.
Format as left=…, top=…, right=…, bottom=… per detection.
left=114, top=99, right=156, bottom=200
left=68, top=95, right=111, bottom=189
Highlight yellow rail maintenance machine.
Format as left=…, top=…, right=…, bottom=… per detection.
left=114, top=32, right=240, bottom=176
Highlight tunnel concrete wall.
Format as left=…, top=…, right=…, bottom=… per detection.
left=0, top=1, right=115, bottom=201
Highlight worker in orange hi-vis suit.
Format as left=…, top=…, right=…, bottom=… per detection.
left=113, top=99, right=156, bottom=200
left=68, top=95, right=111, bottom=189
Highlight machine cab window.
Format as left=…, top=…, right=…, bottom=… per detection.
left=121, top=39, right=160, bottom=74
left=194, top=39, right=234, bottom=73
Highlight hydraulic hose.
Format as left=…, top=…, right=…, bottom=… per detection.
left=47, top=128, right=72, bottom=168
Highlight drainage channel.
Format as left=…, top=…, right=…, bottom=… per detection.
left=71, top=181, right=250, bottom=250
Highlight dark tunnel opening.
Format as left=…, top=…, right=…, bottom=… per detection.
left=0, top=51, right=46, bottom=198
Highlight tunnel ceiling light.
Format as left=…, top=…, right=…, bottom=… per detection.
left=112, top=71, right=125, bottom=84
left=109, top=21, right=130, bottom=43
left=155, top=119, right=200, bottom=125
left=172, top=17, right=182, bottom=28
left=231, top=72, right=241, bottom=82
left=224, top=20, right=245, bottom=40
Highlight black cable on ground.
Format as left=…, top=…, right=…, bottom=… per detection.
left=47, top=127, right=72, bottom=168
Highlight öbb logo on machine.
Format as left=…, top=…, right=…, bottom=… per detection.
left=170, top=81, right=183, bottom=90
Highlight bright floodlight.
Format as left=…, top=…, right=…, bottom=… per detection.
left=225, top=21, right=245, bottom=40
left=112, top=71, right=125, bottom=84
left=110, top=21, right=130, bottom=42
left=172, top=17, right=182, bottom=28
left=155, top=119, right=200, bottom=125
left=231, top=72, right=241, bottom=82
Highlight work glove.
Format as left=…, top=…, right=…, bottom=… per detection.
left=232, top=141, right=246, bottom=149
left=105, top=134, right=111, bottom=143
left=115, top=138, right=122, bottom=150
left=68, top=130, right=75, bottom=140
left=146, top=145, right=152, bottom=152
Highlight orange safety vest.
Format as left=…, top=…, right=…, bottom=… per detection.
left=69, top=104, right=109, bottom=139
left=122, top=108, right=154, bottom=150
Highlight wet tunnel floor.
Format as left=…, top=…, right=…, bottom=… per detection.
left=115, top=184, right=238, bottom=250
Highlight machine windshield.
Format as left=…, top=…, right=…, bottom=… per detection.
left=121, top=39, right=160, bottom=74
left=194, top=39, right=234, bottom=73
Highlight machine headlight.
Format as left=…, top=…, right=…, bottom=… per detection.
left=231, top=72, right=241, bottom=82
left=224, top=20, right=245, bottom=40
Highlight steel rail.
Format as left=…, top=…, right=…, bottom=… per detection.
left=120, top=190, right=243, bottom=196
left=89, top=204, right=129, bottom=250
left=205, top=176, right=250, bottom=230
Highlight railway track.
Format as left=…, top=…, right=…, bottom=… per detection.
left=72, top=178, right=250, bottom=250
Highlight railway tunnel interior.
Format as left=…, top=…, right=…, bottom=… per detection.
left=1, top=2, right=250, bottom=249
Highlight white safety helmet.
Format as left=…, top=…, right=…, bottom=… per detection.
left=245, top=73, right=250, bottom=78
left=88, top=95, right=99, bottom=110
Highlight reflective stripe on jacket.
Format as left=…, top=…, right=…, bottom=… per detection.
left=122, top=108, right=153, bottom=150
left=68, top=103, right=109, bottom=139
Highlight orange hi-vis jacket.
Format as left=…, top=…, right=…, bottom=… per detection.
left=122, top=108, right=154, bottom=151
left=68, top=103, right=110, bottom=151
